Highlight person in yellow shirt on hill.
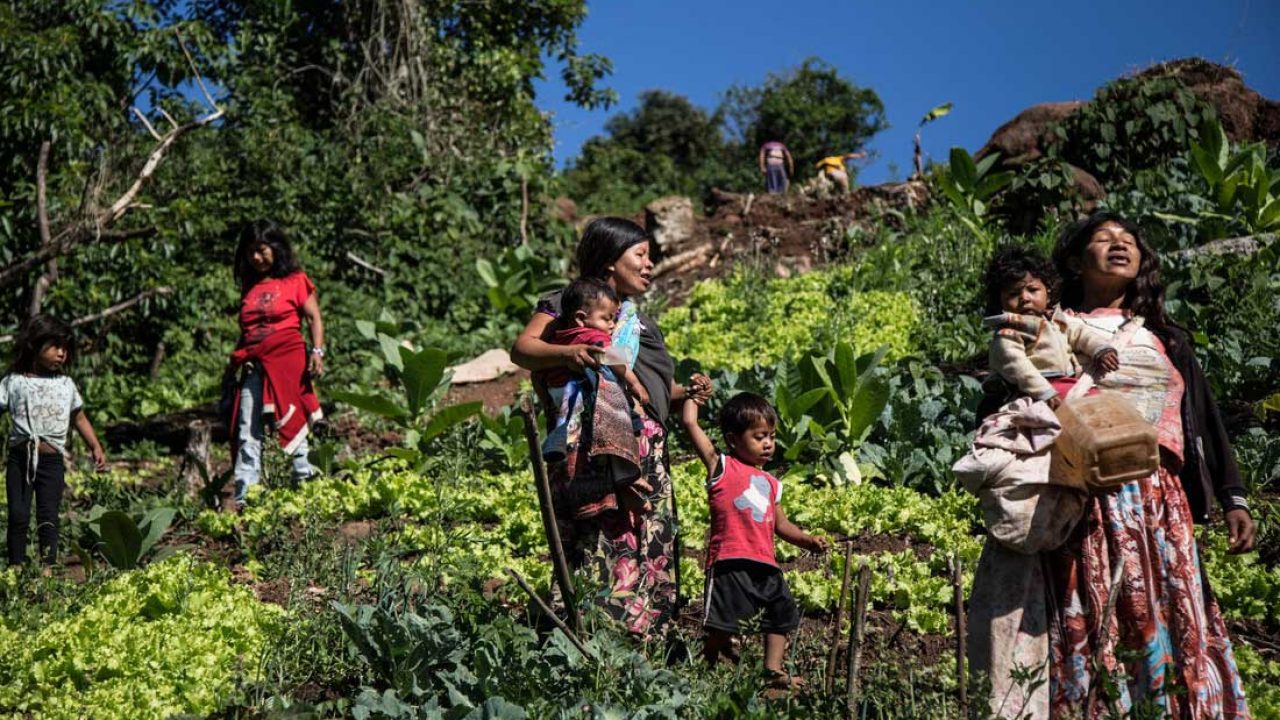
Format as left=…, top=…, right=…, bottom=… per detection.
left=816, top=151, right=867, bottom=193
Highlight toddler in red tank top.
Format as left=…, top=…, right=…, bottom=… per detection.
left=680, top=391, right=829, bottom=690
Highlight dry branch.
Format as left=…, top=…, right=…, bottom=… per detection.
left=0, top=287, right=173, bottom=344
left=0, top=29, right=223, bottom=291
left=28, top=141, right=56, bottom=316
left=345, top=250, right=389, bottom=277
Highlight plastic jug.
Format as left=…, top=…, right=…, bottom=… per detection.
left=1051, top=391, right=1159, bottom=492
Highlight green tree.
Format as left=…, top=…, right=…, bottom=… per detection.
left=721, top=57, right=887, bottom=182
left=562, top=90, right=725, bottom=212
left=0, top=0, right=610, bottom=424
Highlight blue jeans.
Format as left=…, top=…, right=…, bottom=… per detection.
left=765, top=164, right=788, bottom=194
left=234, top=364, right=312, bottom=502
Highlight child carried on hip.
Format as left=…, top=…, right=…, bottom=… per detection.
left=982, top=246, right=1118, bottom=409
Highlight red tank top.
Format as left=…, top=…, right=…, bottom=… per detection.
left=705, top=453, right=782, bottom=568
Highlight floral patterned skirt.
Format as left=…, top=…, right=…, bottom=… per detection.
left=552, top=413, right=678, bottom=637
left=1044, top=465, right=1249, bottom=719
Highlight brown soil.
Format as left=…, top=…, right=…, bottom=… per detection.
left=650, top=183, right=928, bottom=305
left=445, top=369, right=530, bottom=415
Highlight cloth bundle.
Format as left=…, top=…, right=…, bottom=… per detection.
left=543, top=366, right=642, bottom=519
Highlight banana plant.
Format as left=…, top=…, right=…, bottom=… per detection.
left=773, top=342, right=891, bottom=485
left=933, top=147, right=1014, bottom=240
left=1183, top=117, right=1280, bottom=238
left=913, top=101, right=953, bottom=178
left=331, top=323, right=481, bottom=469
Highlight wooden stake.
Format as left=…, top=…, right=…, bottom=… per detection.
left=519, top=395, right=580, bottom=634
left=826, top=541, right=854, bottom=694
left=845, top=560, right=872, bottom=719
left=506, top=567, right=594, bottom=661
left=953, top=554, right=968, bottom=715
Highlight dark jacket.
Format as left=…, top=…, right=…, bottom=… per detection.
left=1156, top=326, right=1249, bottom=522
left=975, top=324, right=1249, bottom=523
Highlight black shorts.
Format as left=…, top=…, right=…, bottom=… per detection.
left=703, top=559, right=800, bottom=634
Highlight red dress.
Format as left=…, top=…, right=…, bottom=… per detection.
left=231, top=271, right=322, bottom=454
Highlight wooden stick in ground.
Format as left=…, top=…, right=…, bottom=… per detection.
left=506, top=566, right=594, bottom=661
left=953, top=554, right=968, bottom=714
left=518, top=395, right=580, bottom=634
left=845, top=559, right=872, bottom=718
left=826, top=541, right=855, bottom=694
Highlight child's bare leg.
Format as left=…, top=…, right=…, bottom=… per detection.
left=763, top=632, right=804, bottom=687
left=763, top=632, right=788, bottom=674
left=703, top=628, right=734, bottom=665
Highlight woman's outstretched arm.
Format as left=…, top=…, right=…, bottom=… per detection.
left=510, top=313, right=597, bottom=373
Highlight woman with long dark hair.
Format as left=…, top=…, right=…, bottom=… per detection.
left=1044, top=211, right=1253, bottom=717
left=226, top=221, right=325, bottom=508
left=511, top=217, right=712, bottom=637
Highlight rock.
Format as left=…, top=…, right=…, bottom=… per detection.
left=449, top=348, right=519, bottom=385
left=644, top=196, right=695, bottom=258
left=1069, top=164, right=1104, bottom=205
left=976, top=101, right=1084, bottom=165
left=1133, top=58, right=1280, bottom=147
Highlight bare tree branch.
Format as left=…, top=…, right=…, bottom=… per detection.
left=28, top=141, right=57, bottom=316
left=0, top=226, right=155, bottom=288
left=0, top=30, right=225, bottom=292
left=132, top=107, right=164, bottom=141
left=35, top=141, right=51, bottom=248
left=345, top=250, right=389, bottom=277
left=0, top=287, right=173, bottom=343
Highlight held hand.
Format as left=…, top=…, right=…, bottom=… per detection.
left=308, top=354, right=325, bottom=378
left=1096, top=350, right=1120, bottom=374
left=92, top=446, right=108, bottom=473
left=687, top=373, right=714, bottom=405
left=1226, top=509, right=1256, bottom=554
left=561, top=344, right=601, bottom=372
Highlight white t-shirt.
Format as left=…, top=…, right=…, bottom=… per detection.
left=0, top=374, right=84, bottom=453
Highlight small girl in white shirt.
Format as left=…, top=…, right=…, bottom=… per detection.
left=1, top=315, right=107, bottom=567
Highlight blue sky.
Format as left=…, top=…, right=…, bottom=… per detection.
left=535, top=0, right=1280, bottom=185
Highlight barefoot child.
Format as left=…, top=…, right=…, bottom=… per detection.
left=983, top=246, right=1119, bottom=409
left=681, top=392, right=828, bottom=689
left=1, top=315, right=107, bottom=567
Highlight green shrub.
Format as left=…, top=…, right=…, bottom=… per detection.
left=0, top=554, right=281, bottom=719
left=662, top=267, right=919, bottom=370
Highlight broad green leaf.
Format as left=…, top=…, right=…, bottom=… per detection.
left=1258, top=197, right=1280, bottom=231
left=331, top=390, right=410, bottom=421
left=98, top=511, right=143, bottom=569
left=355, top=320, right=378, bottom=340
left=974, top=171, right=1014, bottom=200
left=399, top=346, right=448, bottom=416
left=385, top=447, right=423, bottom=464
left=422, top=401, right=482, bottom=442
left=973, top=151, right=1001, bottom=179
left=844, top=375, right=891, bottom=444
left=138, top=507, right=176, bottom=556
left=1190, top=143, right=1222, bottom=185
left=378, top=333, right=405, bottom=372
left=948, top=147, right=977, bottom=191
left=791, top=387, right=830, bottom=418
left=834, top=341, right=858, bottom=396
left=475, top=258, right=498, bottom=288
